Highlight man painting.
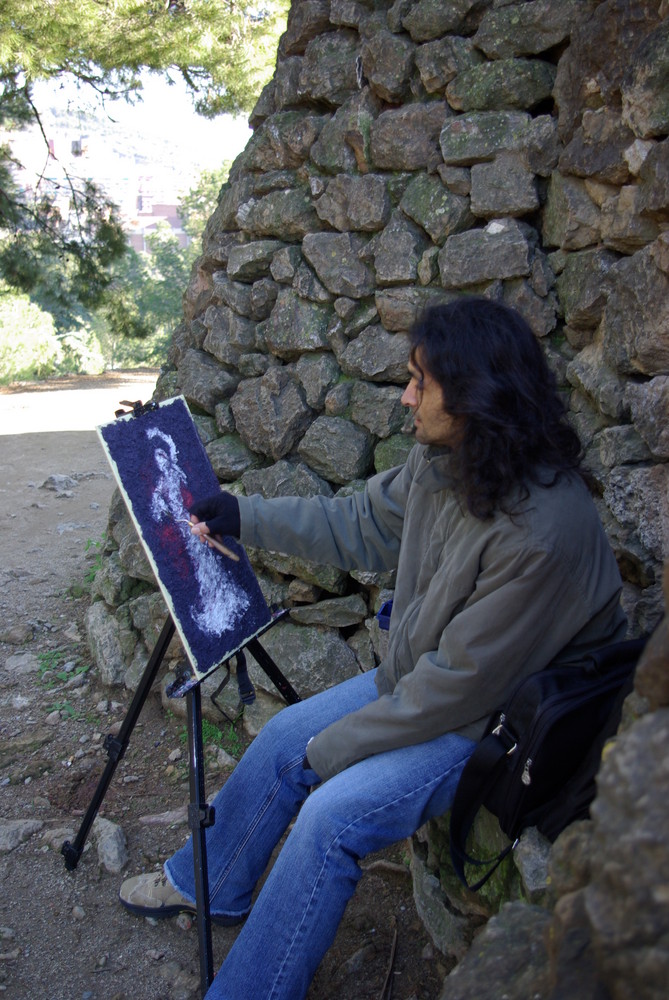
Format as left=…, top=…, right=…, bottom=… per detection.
left=119, top=297, right=626, bottom=1000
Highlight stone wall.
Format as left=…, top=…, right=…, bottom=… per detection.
left=88, top=0, right=669, bottom=993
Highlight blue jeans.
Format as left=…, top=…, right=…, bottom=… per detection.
left=165, top=670, right=475, bottom=1000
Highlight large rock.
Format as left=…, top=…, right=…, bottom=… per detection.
left=375, top=286, right=452, bottom=333
left=242, top=112, right=327, bottom=170
left=415, top=35, right=483, bottom=93
left=370, top=102, right=451, bottom=170
left=229, top=368, right=313, bottom=460
left=85, top=602, right=127, bottom=687
left=295, top=352, right=341, bottom=409
left=440, top=111, right=559, bottom=174
left=240, top=188, right=323, bottom=240
left=210, top=271, right=253, bottom=315
left=567, top=343, right=629, bottom=422
left=555, top=249, right=619, bottom=330
left=542, top=173, right=601, bottom=250
left=401, top=0, right=488, bottom=42
left=438, top=219, right=532, bottom=288
left=360, top=27, right=415, bottom=103
left=246, top=620, right=360, bottom=698
left=241, top=459, right=333, bottom=499
left=604, top=464, right=669, bottom=566
left=227, top=239, right=288, bottom=282
left=638, top=139, right=669, bottom=220
left=400, top=173, right=473, bottom=244
left=310, top=88, right=382, bottom=175
left=202, top=305, right=257, bottom=366
left=176, top=349, right=240, bottom=414
left=445, top=58, right=556, bottom=113
left=279, top=0, right=331, bottom=57
left=553, top=0, right=665, bottom=142
left=315, top=174, right=390, bottom=232
left=263, top=288, right=332, bottom=358
left=338, top=324, right=410, bottom=383
left=621, top=18, right=669, bottom=139
left=585, top=708, right=669, bottom=998
left=206, top=435, right=262, bottom=481
left=601, top=243, right=669, bottom=376
left=349, top=381, right=405, bottom=438
left=364, top=210, right=430, bottom=285
left=559, top=107, right=635, bottom=184
left=302, top=232, right=376, bottom=298
left=470, top=152, right=539, bottom=218
left=298, top=415, right=375, bottom=484
left=626, top=377, right=669, bottom=460
left=298, top=30, right=361, bottom=106
left=473, top=0, right=597, bottom=59
left=600, top=185, right=660, bottom=254
left=437, top=902, right=552, bottom=998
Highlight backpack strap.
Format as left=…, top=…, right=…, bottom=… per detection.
left=449, top=723, right=518, bottom=891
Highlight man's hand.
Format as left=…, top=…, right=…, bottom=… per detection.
left=189, top=492, right=241, bottom=540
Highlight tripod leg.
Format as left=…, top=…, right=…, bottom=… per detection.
left=62, top=616, right=176, bottom=871
left=187, top=683, right=215, bottom=995
left=246, top=637, right=301, bottom=705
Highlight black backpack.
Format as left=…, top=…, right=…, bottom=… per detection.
left=449, top=637, right=647, bottom=891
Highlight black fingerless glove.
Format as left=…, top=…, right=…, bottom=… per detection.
left=189, top=491, right=241, bottom=538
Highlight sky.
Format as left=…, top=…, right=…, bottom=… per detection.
left=9, top=73, right=253, bottom=213
left=33, top=72, right=253, bottom=159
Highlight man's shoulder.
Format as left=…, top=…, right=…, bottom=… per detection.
left=521, top=472, right=602, bottom=543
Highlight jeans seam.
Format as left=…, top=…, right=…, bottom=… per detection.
left=267, top=747, right=472, bottom=999
left=208, top=753, right=306, bottom=907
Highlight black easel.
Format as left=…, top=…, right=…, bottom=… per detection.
left=62, top=613, right=300, bottom=997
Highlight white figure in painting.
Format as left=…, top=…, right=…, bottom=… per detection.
left=146, top=427, right=249, bottom=636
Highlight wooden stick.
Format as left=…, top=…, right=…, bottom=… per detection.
left=176, top=518, right=240, bottom=562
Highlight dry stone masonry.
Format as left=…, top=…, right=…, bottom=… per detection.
left=88, top=1, right=669, bottom=996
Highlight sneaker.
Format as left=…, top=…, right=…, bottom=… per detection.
left=119, top=872, right=244, bottom=926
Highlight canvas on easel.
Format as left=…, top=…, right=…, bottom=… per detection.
left=97, top=396, right=271, bottom=681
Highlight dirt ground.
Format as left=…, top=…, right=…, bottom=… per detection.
left=0, top=372, right=449, bottom=1000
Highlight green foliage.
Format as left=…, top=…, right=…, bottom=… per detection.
left=38, top=649, right=88, bottom=693
left=67, top=535, right=106, bottom=597
left=0, top=77, right=129, bottom=326
left=84, top=536, right=105, bottom=584
left=48, top=699, right=79, bottom=719
left=178, top=163, right=231, bottom=241
left=37, top=649, right=65, bottom=676
left=0, top=0, right=288, bottom=355
left=178, top=718, right=244, bottom=759
left=1, top=151, right=233, bottom=376
left=0, top=281, right=60, bottom=381
left=0, top=278, right=107, bottom=382
left=0, top=0, right=288, bottom=116
left=97, top=161, right=233, bottom=366
left=97, top=222, right=194, bottom=366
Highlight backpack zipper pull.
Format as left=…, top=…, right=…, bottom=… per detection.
left=521, top=758, right=532, bottom=786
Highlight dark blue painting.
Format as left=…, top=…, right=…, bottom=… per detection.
left=97, top=396, right=271, bottom=680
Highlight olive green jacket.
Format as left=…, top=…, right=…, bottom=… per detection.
left=238, top=444, right=626, bottom=781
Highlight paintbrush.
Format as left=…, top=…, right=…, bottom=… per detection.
left=175, top=518, right=240, bottom=562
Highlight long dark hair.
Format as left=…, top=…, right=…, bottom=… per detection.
left=409, top=296, right=583, bottom=519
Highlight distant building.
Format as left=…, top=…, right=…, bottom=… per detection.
left=126, top=186, right=189, bottom=251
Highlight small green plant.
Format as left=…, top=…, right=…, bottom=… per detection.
left=38, top=649, right=65, bottom=682
left=222, top=722, right=243, bottom=759
left=178, top=719, right=244, bottom=759
left=201, top=719, right=225, bottom=747
left=84, top=536, right=105, bottom=582
left=57, top=664, right=89, bottom=683
left=48, top=700, right=79, bottom=719
left=38, top=650, right=88, bottom=686
left=69, top=535, right=106, bottom=597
